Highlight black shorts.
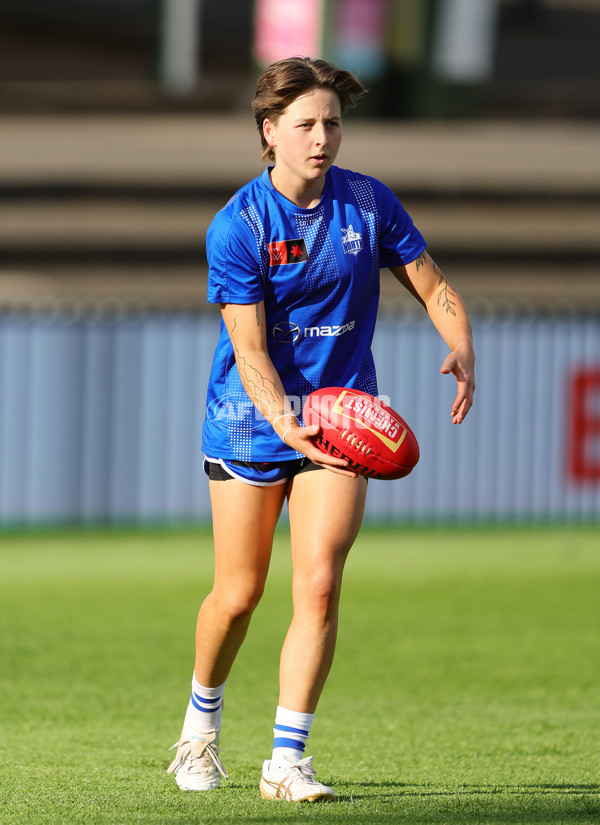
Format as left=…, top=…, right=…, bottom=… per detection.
left=203, top=456, right=324, bottom=486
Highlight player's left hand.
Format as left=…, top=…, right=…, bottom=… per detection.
left=440, top=343, right=475, bottom=424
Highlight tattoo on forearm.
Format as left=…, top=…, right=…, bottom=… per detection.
left=414, top=252, right=427, bottom=271
left=436, top=273, right=457, bottom=317
left=431, top=255, right=470, bottom=329
left=230, top=318, right=279, bottom=417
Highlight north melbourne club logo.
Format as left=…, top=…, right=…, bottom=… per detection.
left=267, top=238, right=309, bottom=266
left=341, top=225, right=363, bottom=256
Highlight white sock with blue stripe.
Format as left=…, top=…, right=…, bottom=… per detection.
left=272, top=706, right=315, bottom=765
left=185, top=675, right=226, bottom=733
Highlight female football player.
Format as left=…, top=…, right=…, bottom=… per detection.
left=168, top=57, right=475, bottom=802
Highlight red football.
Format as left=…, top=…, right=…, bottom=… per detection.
left=303, top=387, right=419, bottom=480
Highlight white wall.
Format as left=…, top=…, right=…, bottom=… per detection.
left=0, top=311, right=598, bottom=525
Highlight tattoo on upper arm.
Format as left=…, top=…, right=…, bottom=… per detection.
left=255, top=303, right=261, bottom=327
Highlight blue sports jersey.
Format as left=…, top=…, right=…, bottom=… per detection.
left=202, top=165, right=426, bottom=461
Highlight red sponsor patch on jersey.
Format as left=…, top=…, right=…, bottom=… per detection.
left=267, top=238, right=309, bottom=266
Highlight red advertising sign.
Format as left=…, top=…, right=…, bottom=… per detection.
left=569, top=369, right=600, bottom=482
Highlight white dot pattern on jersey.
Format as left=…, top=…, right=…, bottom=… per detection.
left=349, top=179, right=380, bottom=285
left=225, top=191, right=241, bottom=209
left=224, top=380, right=254, bottom=461
left=294, top=207, right=339, bottom=302
left=356, top=358, right=378, bottom=396
left=240, top=203, right=270, bottom=285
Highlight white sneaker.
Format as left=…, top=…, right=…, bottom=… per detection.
left=167, top=728, right=228, bottom=791
left=259, top=755, right=335, bottom=803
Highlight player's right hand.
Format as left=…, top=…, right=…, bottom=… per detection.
left=283, top=424, right=358, bottom=477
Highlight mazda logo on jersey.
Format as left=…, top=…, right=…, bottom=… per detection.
left=273, top=321, right=301, bottom=343
left=267, top=238, right=309, bottom=266
left=273, top=319, right=356, bottom=343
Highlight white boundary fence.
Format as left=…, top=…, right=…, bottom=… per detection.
left=0, top=311, right=598, bottom=525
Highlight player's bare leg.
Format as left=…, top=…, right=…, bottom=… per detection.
left=280, top=469, right=367, bottom=712
left=169, top=479, right=285, bottom=791
left=259, top=469, right=367, bottom=802
left=195, top=479, right=287, bottom=686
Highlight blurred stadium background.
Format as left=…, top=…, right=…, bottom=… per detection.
left=0, top=0, right=598, bottom=526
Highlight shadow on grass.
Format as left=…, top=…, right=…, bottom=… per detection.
left=176, top=780, right=600, bottom=825
left=328, top=782, right=600, bottom=824
left=342, top=782, right=600, bottom=800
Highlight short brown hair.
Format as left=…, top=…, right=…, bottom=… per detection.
left=252, top=57, right=367, bottom=163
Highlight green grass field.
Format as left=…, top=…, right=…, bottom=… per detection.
left=1, top=525, right=599, bottom=825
